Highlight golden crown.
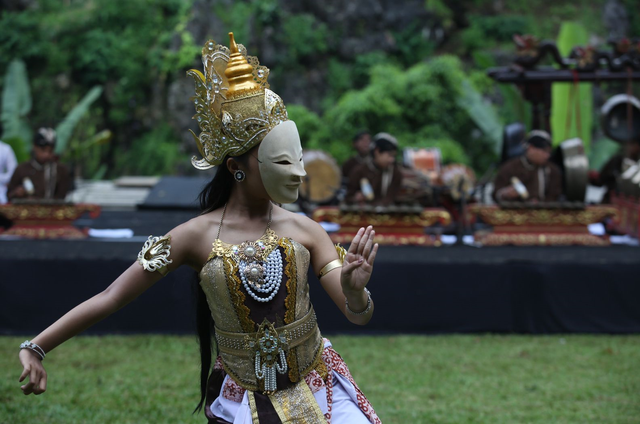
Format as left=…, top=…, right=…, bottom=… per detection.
left=187, top=33, right=289, bottom=169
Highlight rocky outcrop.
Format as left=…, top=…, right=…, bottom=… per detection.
left=166, top=0, right=442, bottom=154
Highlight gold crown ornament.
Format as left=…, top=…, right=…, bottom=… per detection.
left=187, top=33, right=289, bottom=169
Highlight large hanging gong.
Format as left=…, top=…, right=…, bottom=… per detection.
left=556, top=138, right=589, bottom=201
left=501, top=122, right=526, bottom=163
left=601, top=94, right=640, bottom=143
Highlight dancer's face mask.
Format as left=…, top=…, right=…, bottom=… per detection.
left=258, top=121, right=306, bottom=204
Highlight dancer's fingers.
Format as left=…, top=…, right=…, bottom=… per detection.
left=348, top=228, right=365, bottom=256
left=33, top=373, right=47, bottom=395
left=19, top=367, right=29, bottom=382
left=362, top=230, right=374, bottom=258
left=342, top=257, right=364, bottom=276
left=367, top=243, right=379, bottom=267
left=356, top=226, right=373, bottom=256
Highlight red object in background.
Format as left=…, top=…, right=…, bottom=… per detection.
left=312, top=206, right=451, bottom=246
left=0, top=203, right=101, bottom=239
left=468, top=204, right=618, bottom=246
left=612, top=193, right=640, bottom=239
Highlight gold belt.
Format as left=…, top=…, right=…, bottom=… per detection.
left=214, top=307, right=318, bottom=357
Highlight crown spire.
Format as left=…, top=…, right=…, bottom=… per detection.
left=225, top=32, right=260, bottom=99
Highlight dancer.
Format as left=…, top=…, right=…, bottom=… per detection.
left=18, top=33, right=381, bottom=423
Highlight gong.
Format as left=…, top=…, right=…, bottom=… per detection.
left=557, top=138, right=589, bottom=202
left=601, top=94, right=640, bottom=143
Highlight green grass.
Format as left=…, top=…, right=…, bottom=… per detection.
left=2, top=335, right=639, bottom=423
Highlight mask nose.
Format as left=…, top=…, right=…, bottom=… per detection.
left=292, top=160, right=306, bottom=179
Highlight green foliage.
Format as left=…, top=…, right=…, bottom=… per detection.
left=551, top=22, right=593, bottom=151
left=589, top=137, right=621, bottom=171
left=457, top=79, right=502, bottom=155
left=1, top=137, right=29, bottom=163
left=461, top=14, right=532, bottom=53
left=281, top=13, right=330, bottom=64
left=297, top=56, right=499, bottom=173
left=1, top=60, right=32, bottom=148
left=113, top=124, right=187, bottom=176
left=424, top=0, right=455, bottom=29
left=286, top=104, right=325, bottom=149
left=55, top=86, right=103, bottom=154
left=392, top=21, right=436, bottom=66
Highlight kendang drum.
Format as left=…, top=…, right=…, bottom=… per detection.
left=300, top=150, right=341, bottom=204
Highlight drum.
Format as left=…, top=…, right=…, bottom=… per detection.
left=300, top=150, right=341, bottom=204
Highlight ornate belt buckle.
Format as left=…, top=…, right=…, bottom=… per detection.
left=251, top=319, right=288, bottom=393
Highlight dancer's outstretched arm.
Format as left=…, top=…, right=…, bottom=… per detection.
left=305, top=221, right=378, bottom=326
left=18, top=219, right=202, bottom=396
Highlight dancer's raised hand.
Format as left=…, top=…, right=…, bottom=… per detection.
left=341, top=225, right=378, bottom=293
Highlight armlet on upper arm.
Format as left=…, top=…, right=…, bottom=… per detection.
left=317, top=244, right=347, bottom=279
left=137, top=235, right=173, bottom=277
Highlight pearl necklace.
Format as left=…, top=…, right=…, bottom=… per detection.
left=217, top=203, right=282, bottom=303
left=240, top=248, right=283, bottom=302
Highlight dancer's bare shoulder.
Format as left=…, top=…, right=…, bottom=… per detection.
left=166, top=210, right=223, bottom=270
left=272, top=206, right=330, bottom=253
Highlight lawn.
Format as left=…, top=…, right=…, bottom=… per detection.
left=1, top=334, right=639, bottom=423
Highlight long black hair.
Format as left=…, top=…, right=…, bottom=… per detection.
left=193, top=154, right=247, bottom=413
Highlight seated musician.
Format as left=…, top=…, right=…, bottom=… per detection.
left=493, top=130, right=562, bottom=203
left=346, top=132, right=403, bottom=206
left=341, top=130, right=371, bottom=180
left=590, top=137, right=640, bottom=203
left=7, top=128, right=71, bottom=201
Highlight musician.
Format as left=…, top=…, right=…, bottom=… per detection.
left=591, top=138, right=640, bottom=203
left=346, top=132, right=403, bottom=206
left=493, top=130, right=562, bottom=203
left=341, top=130, right=371, bottom=180
left=7, top=128, right=71, bottom=201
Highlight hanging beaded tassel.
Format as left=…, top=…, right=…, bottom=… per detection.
left=252, top=319, right=288, bottom=392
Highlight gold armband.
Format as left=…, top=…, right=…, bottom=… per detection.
left=137, top=235, right=173, bottom=277
left=317, top=244, right=348, bottom=279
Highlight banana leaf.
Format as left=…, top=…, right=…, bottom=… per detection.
left=55, top=86, right=103, bottom=154
left=1, top=59, right=32, bottom=149
left=551, top=22, right=592, bottom=152
left=457, top=79, right=503, bottom=155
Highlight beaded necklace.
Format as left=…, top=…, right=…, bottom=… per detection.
left=217, top=203, right=282, bottom=303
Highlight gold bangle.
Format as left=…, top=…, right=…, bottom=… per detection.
left=317, top=259, right=342, bottom=279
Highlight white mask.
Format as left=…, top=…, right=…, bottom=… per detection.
left=258, top=121, right=306, bottom=203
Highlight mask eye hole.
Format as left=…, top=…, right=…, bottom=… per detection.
left=275, top=160, right=292, bottom=165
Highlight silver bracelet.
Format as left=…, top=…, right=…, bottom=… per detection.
left=345, top=288, right=372, bottom=315
left=20, top=340, right=45, bottom=361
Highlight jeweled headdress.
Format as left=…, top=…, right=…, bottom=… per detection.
left=188, top=33, right=289, bottom=169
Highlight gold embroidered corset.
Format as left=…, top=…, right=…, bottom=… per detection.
left=199, top=229, right=324, bottom=392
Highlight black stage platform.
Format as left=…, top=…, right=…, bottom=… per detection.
left=1, top=211, right=639, bottom=335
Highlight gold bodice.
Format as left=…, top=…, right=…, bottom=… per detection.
left=198, top=229, right=324, bottom=391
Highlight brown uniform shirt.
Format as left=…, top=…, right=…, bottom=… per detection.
left=7, top=160, right=71, bottom=201
left=346, top=161, right=403, bottom=206
left=493, top=156, right=562, bottom=203
left=342, top=155, right=368, bottom=180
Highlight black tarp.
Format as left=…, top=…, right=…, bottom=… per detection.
left=2, top=239, right=639, bottom=335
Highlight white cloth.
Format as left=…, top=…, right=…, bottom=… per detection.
left=0, top=141, right=18, bottom=204
left=210, top=339, right=370, bottom=423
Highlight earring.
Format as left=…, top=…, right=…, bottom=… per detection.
left=234, top=170, right=246, bottom=182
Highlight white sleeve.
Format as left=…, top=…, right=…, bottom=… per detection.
left=0, top=143, right=18, bottom=185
